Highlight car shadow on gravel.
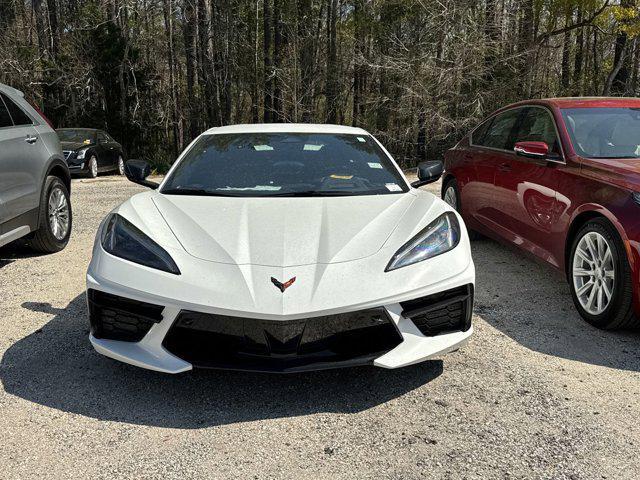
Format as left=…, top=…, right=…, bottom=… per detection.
left=1, top=294, right=442, bottom=428
left=0, top=242, right=44, bottom=269
left=471, top=239, right=640, bottom=372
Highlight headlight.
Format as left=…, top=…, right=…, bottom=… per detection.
left=76, top=148, right=87, bottom=160
left=385, top=212, right=460, bottom=271
left=101, top=214, right=180, bottom=274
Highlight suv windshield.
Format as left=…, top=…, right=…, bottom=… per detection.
left=161, top=133, right=408, bottom=197
left=561, top=108, right=640, bottom=158
left=57, top=129, right=94, bottom=144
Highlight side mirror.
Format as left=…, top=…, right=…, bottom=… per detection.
left=124, top=159, right=159, bottom=189
left=514, top=141, right=551, bottom=159
left=411, top=160, right=444, bottom=188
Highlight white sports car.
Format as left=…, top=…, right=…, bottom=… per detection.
left=87, top=124, right=475, bottom=373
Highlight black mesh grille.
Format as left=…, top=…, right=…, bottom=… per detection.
left=162, top=308, right=403, bottom=372
left=87, top=289, right=164, bottom=342
left=400, top=285, right=473, bottom=336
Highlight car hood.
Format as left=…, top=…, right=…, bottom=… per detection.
left=60, top=141, right=93, bottom=150
left=150, top=192, right=419, bottom=267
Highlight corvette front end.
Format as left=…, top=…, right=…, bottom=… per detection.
left=86, top=124, right=475, bottom=373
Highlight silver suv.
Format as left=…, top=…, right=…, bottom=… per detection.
left=0, top=83, right=72, bottom=252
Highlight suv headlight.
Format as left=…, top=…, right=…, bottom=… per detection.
left=101, top=214, right=180, bottom=274
left=76, top=148, right=88, bottom=160
left=385, top=212, right=460, bottom=271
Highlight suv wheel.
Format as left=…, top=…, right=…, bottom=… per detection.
left=29, top=176, right=72, bottom=253
left=117, top=156, right=125, bottom=175
left=569, top=218, right=638, bottom=329
left=88, top=156, right=98, bottom=178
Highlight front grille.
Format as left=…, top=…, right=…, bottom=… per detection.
left=63, top=150, right=73, bottom=160
left=87, top=289, right=164, bottom=342
left=400, top=285, right=473, bottom=337
left=162, top=308, right=403, bottom=372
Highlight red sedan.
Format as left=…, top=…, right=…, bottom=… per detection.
left=443, top=98, right=640, bottom=329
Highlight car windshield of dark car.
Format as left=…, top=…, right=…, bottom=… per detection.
left=57, top=129, right=94, bottom=144
left=161, top=133, right=409, bottom=197
left=561, top=108, right=640, bottom=158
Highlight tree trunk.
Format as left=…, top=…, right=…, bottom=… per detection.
left=325, top=0, right=338, bottom=123
left=518, top=0, right=535, bottom=95
left=560, top=7, right=572, bottom=92
left=263, top=0, right=273, bottom=122
left=47, top=0, right=60, bottom=57
left=163, top=0, right=181, bottom=155
left=611, top=0, right=634, bottom=94
left=183, top=0, right=198, bottom=140
left=296, top=0, right=314, bottom=122
left=352, top=0, right=365, bottom=125
left=573, top=7, right=584, bottom=96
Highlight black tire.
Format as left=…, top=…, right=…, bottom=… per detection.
left=568, top=218, right=638, bottom=330
left=29, top=176, right=72, bottom=253
left=87, top=156, right=98, bottom=178
left=441, top=177, right=481, bottom=241
left=116, top=155, right=125, bottom=175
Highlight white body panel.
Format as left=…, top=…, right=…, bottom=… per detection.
left=87, top=124, right=475, bottom=373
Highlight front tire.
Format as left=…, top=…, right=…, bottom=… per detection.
left=568, top=218, right=638, bottom=329
left=441, top=178, right=481, bottom=240
left=117, top=156, right=125, bottom=175
left=87, top=156, right=98, bottom=179
left=29, top=176, right=72, bottom=253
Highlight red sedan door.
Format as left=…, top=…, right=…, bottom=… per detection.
left=492, top=106, right=565, bottom=267
left=464, top=107, right=523, bottom=234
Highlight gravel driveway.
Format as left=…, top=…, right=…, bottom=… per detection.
left=1, top=176, right=639, bottom=479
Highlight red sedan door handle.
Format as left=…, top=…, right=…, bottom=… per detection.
left=498, top=162, right=511, bottom=172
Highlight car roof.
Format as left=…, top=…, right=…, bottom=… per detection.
left=0, top=82, right=24, bottom=99
left=57, top=128, right=98, bottom=132
left=501, top=97, right=640, bottom=110
left=203, top=123, right=370, bottom=135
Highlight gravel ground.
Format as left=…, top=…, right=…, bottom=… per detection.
left=1, top=175, right=640, bottom=479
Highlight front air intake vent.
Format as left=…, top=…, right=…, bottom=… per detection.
left=400, top=284, right=473, bottom=337
left=87, top=289, right=164, bottom=342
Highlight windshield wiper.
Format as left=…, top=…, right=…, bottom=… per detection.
left=265, top=190, right=357, bottom=197
left=161, top=188, right=240, bottom=197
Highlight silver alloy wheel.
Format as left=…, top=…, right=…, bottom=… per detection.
left=48, top=186, right=69, bottom=240
left=118, top=156, right=125, bottom=175
left=443, top=185, right=457, bottom=210
left=90, top=157, right=98, bottom=178
left=572, top=231, right=615, bottom=315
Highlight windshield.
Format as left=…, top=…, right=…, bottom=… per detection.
left=161, top=133, right=409, bottom=197
left=561, top=107, right=640, bottom=158
left=57, top=129, right=94, bottom=144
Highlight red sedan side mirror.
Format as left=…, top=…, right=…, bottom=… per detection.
left=513, top=141, right=550, bottom=159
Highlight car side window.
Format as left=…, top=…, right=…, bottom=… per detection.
left=1, top=93, right=33, bottom=126
left=0, top=97, right=12, bottom=128
left=481, top=109, right=521, bottom=150
left=471, top=117, right=494, bottom=145
left=97, top=132, right=108, bottom=143
left=516, top=107, right=561, bottom=154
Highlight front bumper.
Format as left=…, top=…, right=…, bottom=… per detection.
left=87, top=272, right=474, bottom=374
left=87, top=204, right=475, bottom=373
left=63, top=152, right=87, bottom=174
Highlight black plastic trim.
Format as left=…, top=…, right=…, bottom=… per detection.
left=87, top=289, right=164, bottom=342
left=0, top=207, right=39, bottom=235
left=401, top=284, right=473, bottom=336
left=162, top=308, right=403, bottom=373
